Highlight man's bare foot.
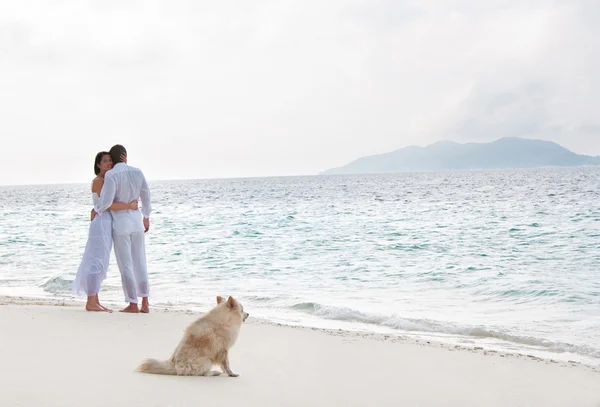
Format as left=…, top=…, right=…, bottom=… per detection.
left=140, top=298, right=150, bottom=313
left=120, top=303, right=140, bottom=313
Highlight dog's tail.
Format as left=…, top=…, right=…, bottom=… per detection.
left=136, top=358, right=177, bottom=375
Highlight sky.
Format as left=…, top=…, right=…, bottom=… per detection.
left=1, top=0, right=599, bottom=185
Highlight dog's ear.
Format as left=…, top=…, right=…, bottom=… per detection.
left=227, top=296, right=238, bottom=308
left=216, top=296, right=225, bottom=304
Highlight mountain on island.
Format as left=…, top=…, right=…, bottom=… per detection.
left=321, top=137, right=600, bottom=175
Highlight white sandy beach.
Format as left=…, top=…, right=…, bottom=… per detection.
left=1, top=297, right=599, bottom=407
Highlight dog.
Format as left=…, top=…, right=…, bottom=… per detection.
left=136, top=295, right=249, bottom=377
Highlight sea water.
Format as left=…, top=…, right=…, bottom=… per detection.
left=1, top=167, right=599, bottom=364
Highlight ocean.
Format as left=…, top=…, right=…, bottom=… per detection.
left=1, top=167, right=599, bottom=365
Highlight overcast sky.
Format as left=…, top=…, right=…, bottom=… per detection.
left=1, top=0, right=598, bottom=185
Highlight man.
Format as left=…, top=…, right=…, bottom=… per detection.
left=94, top=144, right=152, bottom=313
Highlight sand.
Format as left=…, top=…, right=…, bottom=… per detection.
left=1, top=298, right=599, bottom=407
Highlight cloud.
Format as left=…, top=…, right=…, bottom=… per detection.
left=428, top=0, right=600, bottom=154
left=445, top=81, right=554, bottom=140
left=0, top=0, right=598, bottom=184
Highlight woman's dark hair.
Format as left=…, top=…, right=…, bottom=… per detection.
left=94, top=151, right=110, bottom=175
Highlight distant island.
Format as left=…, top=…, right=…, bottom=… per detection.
left=320, top=137, right=600, bottom=175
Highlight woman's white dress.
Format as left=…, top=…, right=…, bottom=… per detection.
left=72, top=192, right=113, bottom=296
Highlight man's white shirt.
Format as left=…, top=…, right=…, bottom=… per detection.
left=94, top=162, right=152, bottom=235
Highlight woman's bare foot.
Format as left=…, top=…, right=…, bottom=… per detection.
left=86, top=303, right=109, bottom=312
left=95, top=295, right=112, bottom=312
left=120, top=303, right=140, bottom=313
left=86, top=296, right=110, bottom=312
left=97, top=303, right=112, bottom=312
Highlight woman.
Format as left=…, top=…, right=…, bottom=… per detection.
left=72, top=151, right=138, bottom=312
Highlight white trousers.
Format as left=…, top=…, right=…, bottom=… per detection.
left=113, top=231, right=149, bottom=303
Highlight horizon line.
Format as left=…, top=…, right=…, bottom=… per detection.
left=3, top=165, right=600, bottom=188
left=0, top=172, right=321, bottom=188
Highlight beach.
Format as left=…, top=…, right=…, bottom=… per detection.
left=3, top=0, right=599, bottom=404
left=3, top=172, right=600, bottom=365
left=1, top=297, right=599, bottom=407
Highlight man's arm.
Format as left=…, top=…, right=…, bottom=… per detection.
left=139, top=171, right=151, bottom=232
left=94, top=173, right=117, bottom=214
left=139, top=171, right=152, bottom=219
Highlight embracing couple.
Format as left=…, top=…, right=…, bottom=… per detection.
left=72, top=144, right=152, bottom=313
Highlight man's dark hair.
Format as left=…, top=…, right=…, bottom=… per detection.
left=109, top=144, right=127, bottom=165
left=94, top=151, right=110, bottom=175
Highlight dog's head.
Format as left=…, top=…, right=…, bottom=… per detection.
left=217, top=295, right=249, bottom=322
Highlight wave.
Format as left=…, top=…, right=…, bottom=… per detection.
left=240, top=294, right=282, bottom=303
left=288, top=302, right=600, bottom=359
left=39, top=276, right=73, bottom=294
left=30, top=283, right=600, bottom=361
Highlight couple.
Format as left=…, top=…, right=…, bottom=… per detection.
left=72, top=144, right=152, bottom=313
